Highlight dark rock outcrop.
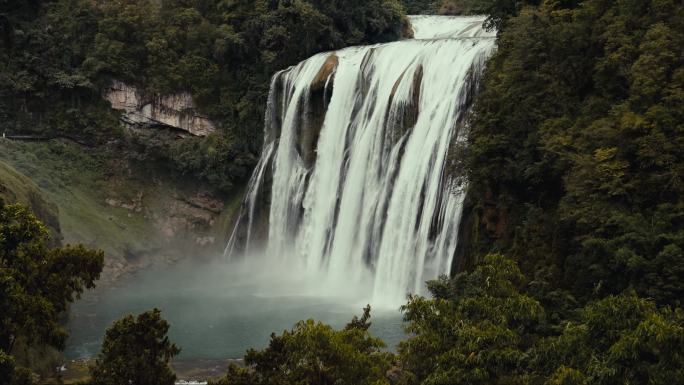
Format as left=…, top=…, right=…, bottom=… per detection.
left=298, top=54, right=338, bottom=168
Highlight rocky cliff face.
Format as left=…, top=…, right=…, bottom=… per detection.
left=104, top=81, right=216, bottom=137
left=100, top=188, right=234, bottom=283
left=0, top=139, right=244, bottom=287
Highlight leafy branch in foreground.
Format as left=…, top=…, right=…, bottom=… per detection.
left=90, top=309, right=180, bottom=385
left=213, top=305, right=393, bottom=385
left=0, top=200, right=104, bottom=384
left=398, top=254, right=684, bottom=385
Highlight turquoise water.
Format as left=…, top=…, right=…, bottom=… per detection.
left=65, top=259, right=406, bottom=360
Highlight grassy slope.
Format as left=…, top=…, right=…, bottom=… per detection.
left=0, top=156, right=61, bottom=240
left=1, top=139, right=150, bottom=256
left=0, top=139, right=243, bottom=283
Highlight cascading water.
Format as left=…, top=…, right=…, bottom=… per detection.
left=226, top=16, right=496, bottom=308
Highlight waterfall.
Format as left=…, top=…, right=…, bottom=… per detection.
left=226, top=16, right=496, bottom=308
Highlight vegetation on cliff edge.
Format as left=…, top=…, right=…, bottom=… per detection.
left=0, top=0, right=408, bottom=192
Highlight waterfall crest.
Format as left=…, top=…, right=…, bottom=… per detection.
left=226, top=16, right=496, bottom=307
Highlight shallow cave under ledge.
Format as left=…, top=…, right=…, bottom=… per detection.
left=103, top=80, right=216, bottom=137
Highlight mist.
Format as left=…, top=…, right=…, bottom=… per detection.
left=66, top=249, right=405, bottom=360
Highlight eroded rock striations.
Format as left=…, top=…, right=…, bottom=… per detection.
left=104, top=81, right=216, bottom=136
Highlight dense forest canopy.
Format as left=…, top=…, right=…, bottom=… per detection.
left=440, top=1, right=684, bottom=381
left=0, top=200, right=103, bottom=384
left=0, top=0, right=408, bottom=191
left=461, top=0, right=684, bottom=307
left=90, top=309, right=180, bottom=385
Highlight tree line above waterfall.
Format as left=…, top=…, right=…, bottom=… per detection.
left=0, top=0, right=407, bottom=191
left=0, top=0, right=548, bottom=192
left=0, top=0, right=563, bottom=193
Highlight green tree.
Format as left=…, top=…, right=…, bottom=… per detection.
left=90, top=309, right=181, bottom=385
left=401, top=0, right=437, bottom=14
left=399, top=254, right=544, bottom=385
left=534, top=293, right=684, bottom=385
left=0, top=349, right=14, bottom=385
left=461, top=0, right=684, bottom=309
left=214, top=306, right=393, bottom=385
left=0, top=200, right=103, bottom=383
left=398, top=255, right=684, bottom=385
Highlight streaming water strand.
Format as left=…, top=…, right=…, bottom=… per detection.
left=226, top=16, right=496, bottom=308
